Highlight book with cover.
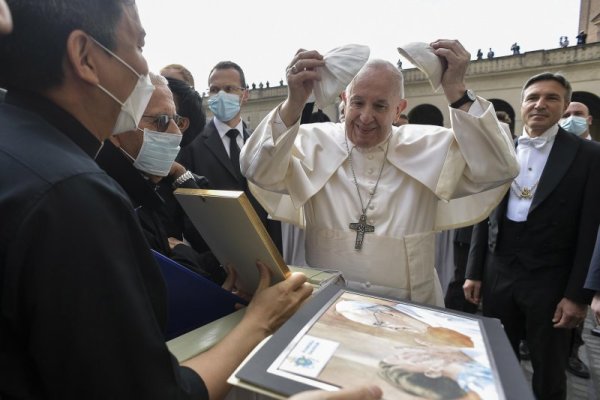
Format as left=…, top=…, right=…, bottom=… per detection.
left=174, top=188, right=290, bottom=294
left=232, top=284, right=534, bottom=400
left=152, top=249, right=245, bottom=340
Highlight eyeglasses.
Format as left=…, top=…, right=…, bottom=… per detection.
left=141, top=114, right=185, bottom=132
left=207, top=85, right=246, bottom=95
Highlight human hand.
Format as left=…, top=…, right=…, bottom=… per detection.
left=592, top=292, right=600, bottom=324
left=281, top=49, right=325, bottom=126
left=463, top=279, right=482, bottom=305
left=243, top=261, right=313, bottom=335
left=169, top=161, right=187, bottom=179
left=552, top=297, right=587, bottom=328
left=429, top=39, right=470, bottom=105
left=167, top=236, right=186, bottom=250
left=289, top=385, right=383, bottom=400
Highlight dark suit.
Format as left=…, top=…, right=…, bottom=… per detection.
left=444, top=226, right=478, bottom=313
left=466, top=128, right=600, bottom=400
left=177, top=119, right=282, bottom=252
left=584, top=227, right=600, bottom=291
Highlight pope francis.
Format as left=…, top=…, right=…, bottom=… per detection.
left=240, top=40, right=519, bottom=306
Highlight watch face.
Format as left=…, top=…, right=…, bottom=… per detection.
left=466, top=90, right=476, bottom=101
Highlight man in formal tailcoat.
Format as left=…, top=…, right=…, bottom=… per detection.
left=464, top=72, right=600, bottom=400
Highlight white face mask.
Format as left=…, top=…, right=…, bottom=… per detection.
left=90, top=37, right=155, bottom=135
left=120, top=128, right=182, bottom=177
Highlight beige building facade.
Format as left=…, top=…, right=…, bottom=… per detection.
left=234, top=42, right=600, bottom=140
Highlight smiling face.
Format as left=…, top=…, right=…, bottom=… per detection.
left=343, top=63, right=406, bottom=148
left=521, top=79, right=569, bottom=137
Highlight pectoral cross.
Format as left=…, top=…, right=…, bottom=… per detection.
left=349, top=214, right=375, bottom=250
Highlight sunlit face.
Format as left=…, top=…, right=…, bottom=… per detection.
left=521, top=80, right=568, bottom=137
left=344, top=65, right=406, bottom=148
left=115, top=84, right=179, bottom=159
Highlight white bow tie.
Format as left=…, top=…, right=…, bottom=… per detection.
left=518, top=136, right=549, bottom=149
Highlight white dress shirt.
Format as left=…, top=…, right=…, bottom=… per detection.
left=213, top=117, right=244, bottom=157
left=506, top=125, right=558, bottom=221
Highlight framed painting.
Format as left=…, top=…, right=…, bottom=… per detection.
left=234, top=283, right=534, bottom=400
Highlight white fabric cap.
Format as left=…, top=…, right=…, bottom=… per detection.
left=312, top=44, right=370, bottom=109
left=397, top=42, right=444, bottom=92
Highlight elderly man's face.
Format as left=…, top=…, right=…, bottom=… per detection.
left=0, top=0, right=11, bottom=35
left=116, top=84, right=180, bottom=163
left=344, top=66, right=405, bottom=148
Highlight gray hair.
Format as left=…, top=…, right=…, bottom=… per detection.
left=521, top=72, right=572, bottom=103
left=346, top=59, right=405, bottom=99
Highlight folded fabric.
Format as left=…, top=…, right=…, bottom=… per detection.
left=397, top=42, right=444, bottom=92
left=312, top=44, right=370, bottom=109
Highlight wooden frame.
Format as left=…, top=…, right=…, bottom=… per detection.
left=175, top=188, right=289, bottom=294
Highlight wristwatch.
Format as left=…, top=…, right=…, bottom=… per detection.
left=449, top=89, right=476, bottom=109
left=172, top=170, right=194, bottom=189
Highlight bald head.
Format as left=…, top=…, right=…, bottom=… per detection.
left=561, top=101, right=593, bottom=138
left=563, top=102, right=590, bottom=118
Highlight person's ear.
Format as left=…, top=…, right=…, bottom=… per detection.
left=179, top=116, right=190, bottom=133
left=65, top=30, right=101, bottom=86
left=397, top=99, right=408, bottom=120
left=240, top=88, right=249, bottom=104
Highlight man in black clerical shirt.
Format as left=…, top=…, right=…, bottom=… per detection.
left=0, top=1, right=312, bottom=399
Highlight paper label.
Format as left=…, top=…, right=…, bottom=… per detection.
left=278, top=335, right=339, bottom=378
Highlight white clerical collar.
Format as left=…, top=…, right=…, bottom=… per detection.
left=214, top=117, right=244, bottom=139
left=348, top=132, right=392, bottom=153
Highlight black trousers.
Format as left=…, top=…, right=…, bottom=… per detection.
left=444, top=241, right=479, bottom=313
left=482, top=259, right=571, bottom=400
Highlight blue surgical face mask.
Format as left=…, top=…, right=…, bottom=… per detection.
left=121, top=128, right=182, bottom=177
left=560, top=115, right=589, bottom=136
left=208, top=91, right=240, bottom=122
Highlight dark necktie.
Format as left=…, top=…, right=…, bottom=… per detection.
left=226, top=129, right=241, bottom=178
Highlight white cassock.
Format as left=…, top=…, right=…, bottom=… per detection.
left=240, top=98, right=518, bottom=306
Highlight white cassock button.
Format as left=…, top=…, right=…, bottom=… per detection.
left=369, top=204, right=375, bottom=210
left=367, top=154, right=374, bottom=160
left=367, top=168, right=374, bottom=174
left=364, top=281, right=372, bottom=288
left=369, top=220, right=374, bottom=225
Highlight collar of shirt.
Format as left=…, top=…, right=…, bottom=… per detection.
left=517, top=124, right=559, bottom=148
left=214, top=117, right=244, bottom=141
left=5, top=90, right=103, bottom=159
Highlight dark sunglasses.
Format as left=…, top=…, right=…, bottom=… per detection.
left=142, top=114, right=186, bottom=132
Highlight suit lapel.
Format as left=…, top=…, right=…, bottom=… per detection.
left=203, top=120, right=242, bottom=182
left=529, top=129, right=579, bottom=214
